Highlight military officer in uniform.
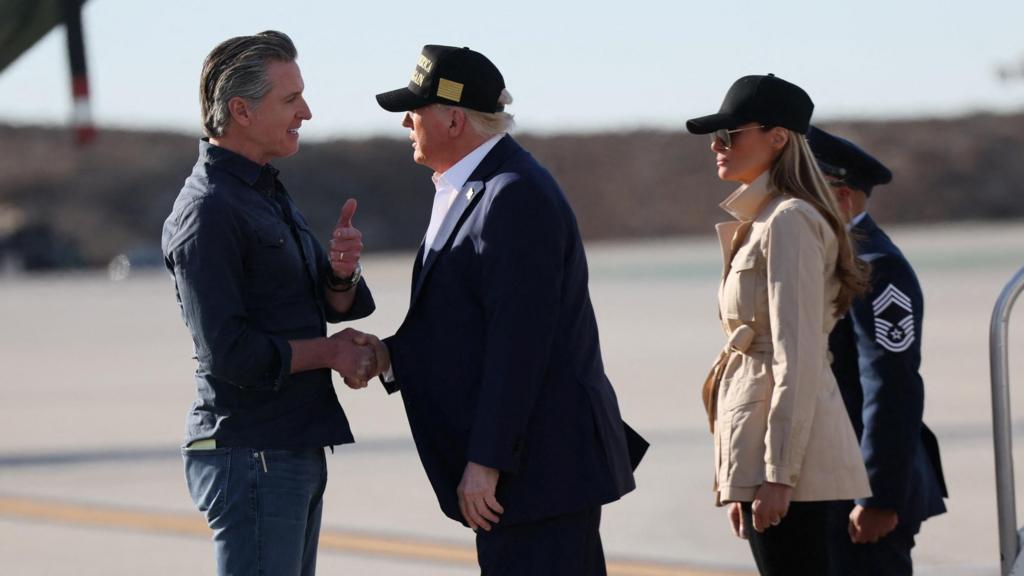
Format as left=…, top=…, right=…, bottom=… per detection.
left=808, top=126, right=948, bottom=575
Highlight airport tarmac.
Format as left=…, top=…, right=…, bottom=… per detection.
left=1, top=220, right=1023, bottom=575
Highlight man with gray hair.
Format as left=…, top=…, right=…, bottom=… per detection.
left=359, top=45, right=647, bottom=575
left=162, top=30, right=377, bottom=575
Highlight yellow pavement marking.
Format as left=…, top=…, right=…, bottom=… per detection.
left=0, top=496, right=750, bottom=576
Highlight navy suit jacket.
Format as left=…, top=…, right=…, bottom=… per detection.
left=382, top=135, right=646, bottom=527
left=829, top=214, right=947, bottom=527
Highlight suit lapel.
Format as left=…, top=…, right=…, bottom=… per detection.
left=410, top=180, right=485, bottom=305
left=407, top=135, right=523, bottom=309
left=410, top=243, right=426, bottom=300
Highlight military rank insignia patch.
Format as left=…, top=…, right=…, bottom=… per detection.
left=872, top=284, right=915, bottom=352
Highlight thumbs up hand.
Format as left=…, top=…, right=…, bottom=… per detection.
left=328, top=198, right=363, bottom=279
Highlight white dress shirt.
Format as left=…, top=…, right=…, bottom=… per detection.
left=421, top=134, right=504, bottom=262
left=381, top=134, right=505, bottom=383
left=848, top=211, right=868, bottom=231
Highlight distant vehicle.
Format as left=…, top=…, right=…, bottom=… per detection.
left=0, top=222, right=83, bottom=272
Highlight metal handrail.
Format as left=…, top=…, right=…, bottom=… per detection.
left=992, top=265, right=1024, bottom=575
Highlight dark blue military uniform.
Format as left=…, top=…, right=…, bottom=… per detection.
left=809, top=127, right=948, bottom=575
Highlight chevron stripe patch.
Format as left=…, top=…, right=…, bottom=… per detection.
left=873, top=284, right=913, bottom=314
left=872, top=284, right=916, bottom=352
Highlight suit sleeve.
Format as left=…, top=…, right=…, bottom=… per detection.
left=850, top=255, right=925, bottom=510
left=465, top=179, right=567, bottom=474
left=167, top=195, right=291, bottom=391
left=763, top=205, right=828, bottom=487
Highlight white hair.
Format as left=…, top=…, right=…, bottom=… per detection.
left=437, top=89, right=515, bottom=138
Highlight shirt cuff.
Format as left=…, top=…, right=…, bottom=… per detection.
left=379, top=336, right=400, bottom=394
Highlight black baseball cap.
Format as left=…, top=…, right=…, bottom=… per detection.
left=376, top=45, right=506, bottom=113
left=686, top=74, right=814, bottom=135
left=806, top=126, right=892, bottom=195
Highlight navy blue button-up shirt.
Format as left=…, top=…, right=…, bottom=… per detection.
left=162, top=140, right=375, bottom=449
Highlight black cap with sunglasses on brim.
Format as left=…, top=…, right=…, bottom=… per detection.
left=376, top=45, right=506, bottom=113
left=806, top=125, right=892, bottom=196
left=686, top=74, right=814, bottom=147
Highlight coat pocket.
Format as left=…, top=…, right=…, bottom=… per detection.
left=722, top=247, right=761, bottom=322
left=725, top=396, right=770, bottom=488
left=722, top=355, right=772, bottom=411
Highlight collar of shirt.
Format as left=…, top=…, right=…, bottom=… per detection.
left=431, top=134, right=505, bottom=196
left=421, top=134, right=504, bottom=261
left=720, top=171, right=777, bottom=222
left=199, top=138, right=280, bottom=195
left=848, top=211, right=868, bottom=230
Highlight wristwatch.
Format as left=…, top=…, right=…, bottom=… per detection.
left=327, top=262, right=362, bottom=292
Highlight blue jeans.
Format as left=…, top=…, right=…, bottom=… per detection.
left=183, top=446, right=328, bottom=576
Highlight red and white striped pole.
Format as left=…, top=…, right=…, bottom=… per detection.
left=61, top=0, right=95, bottom=145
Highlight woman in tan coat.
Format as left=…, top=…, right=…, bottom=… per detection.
left=686, top=74, right=872, bottom=576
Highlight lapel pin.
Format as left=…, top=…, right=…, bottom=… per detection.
left=466, top=187, right=475, bottom=201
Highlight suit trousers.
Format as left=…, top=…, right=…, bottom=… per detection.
left=828, top=500, right=918, bottom=576
left=475, top=506, right=605, bottom=576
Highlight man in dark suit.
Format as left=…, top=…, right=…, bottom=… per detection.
left=356, top=45, right=646, bottom=575
left=809, top=126, right=948, bottom=575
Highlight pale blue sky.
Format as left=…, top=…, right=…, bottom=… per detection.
left=2, top=0, right=1023, bottom=140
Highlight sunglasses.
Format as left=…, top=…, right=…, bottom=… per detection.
left=710, top=125, right=766, bottom=150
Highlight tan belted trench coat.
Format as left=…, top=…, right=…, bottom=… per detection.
left=703, top=173, right=871, bottom=506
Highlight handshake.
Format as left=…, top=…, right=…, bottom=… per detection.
left=326, top=328, right=390, bottom=389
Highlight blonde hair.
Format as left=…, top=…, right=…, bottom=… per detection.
left=769, top=130, right=870, bottom=316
